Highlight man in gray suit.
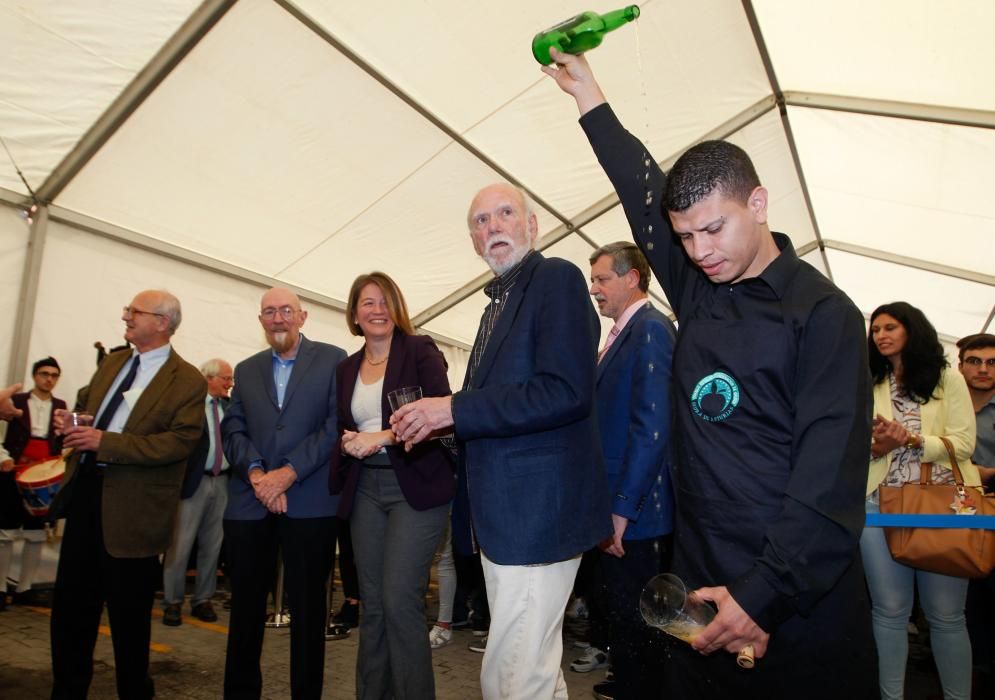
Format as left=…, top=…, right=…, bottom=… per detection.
left=161, top=358, right=234, bottom=626
left=222, top=287, right=346, bottom=700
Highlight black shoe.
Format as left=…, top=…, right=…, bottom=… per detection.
left=325, top=622, right=351, bottom=641
left=191, top=601, right=218, bottom=622
left=470, top=611, right=489, bottom=637
left=162, top=604, right=182, bottom=627
left=592, top=681, right=615, bottom=700
left=468, top=635, right=488, bottom=653
left=222, top=596, right=232, bottom=610
left=333, top=600, right=359, bottom=629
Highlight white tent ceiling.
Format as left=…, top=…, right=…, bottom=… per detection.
left=2, top=0, right=993, bottom=398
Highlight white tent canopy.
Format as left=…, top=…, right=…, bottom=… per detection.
left=2, top=0, right=993, bottom=402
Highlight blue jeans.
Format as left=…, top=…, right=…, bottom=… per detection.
left=860, top=500, right=972, bottom=700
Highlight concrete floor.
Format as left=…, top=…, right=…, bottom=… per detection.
left=0, top=599, right=608, bottom=699
left=0, top=539, right=963, bottom=699
left=0, top=538, right=604, bottom=699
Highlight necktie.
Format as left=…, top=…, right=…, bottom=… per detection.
left=95, top=356, right=139, bottom=431
left=210, top=399, right=223, bottom=476
left=598, top=326, right=621, bottom=364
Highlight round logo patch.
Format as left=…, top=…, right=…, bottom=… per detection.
left=690, top=371, right=741, bottom=422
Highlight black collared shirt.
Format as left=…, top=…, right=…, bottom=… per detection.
left=466, top=250, right=534, bottom=386
left=582, top=103, right=872, bottom=633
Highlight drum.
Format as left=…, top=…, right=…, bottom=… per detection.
left=15, top=457, right=66, bottom=517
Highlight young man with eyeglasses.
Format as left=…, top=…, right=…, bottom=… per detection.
left=958, top=333, right=995, bottom=692
left=958, top=333, right=995, bottom=487
left=0, top=357, right=66, bottom=608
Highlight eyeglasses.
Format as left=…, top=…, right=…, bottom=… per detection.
left=260, top=305, right=297, bottom=320
left=123, top=306, right=166, bottom=319
left=964, top=357, right=995, bottom=368
left=212, top=375, right=234, bottom=382
left=36, top=371, right=60, bottom=379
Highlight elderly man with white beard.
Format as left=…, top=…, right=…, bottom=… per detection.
left=221, top=287, right=346, bottom=700
left=392, top=183, right=611, bottom=699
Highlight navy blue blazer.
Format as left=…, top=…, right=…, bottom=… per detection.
left=452, top=252, right=612, bottom=565
left=179, top=396, right=230, bottom=500
left=222, top=336, right=346, bottom=520
left=330, top=331, right=455, bottom=517
left=596, top=302, right=676, bottom=541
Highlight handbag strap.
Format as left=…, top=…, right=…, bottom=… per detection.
left=919, top=436, right=965, bottom=486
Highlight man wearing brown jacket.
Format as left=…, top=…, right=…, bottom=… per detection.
left=48, top=289, right=206, bottom=700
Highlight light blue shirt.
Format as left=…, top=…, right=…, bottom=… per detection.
left=205, top=395, right=229, bottom=473
left=272, top=352, right=295, bottom=410
left=95, top=344, right=172, bottom=434
left=248, top=337, right=301, bottom=474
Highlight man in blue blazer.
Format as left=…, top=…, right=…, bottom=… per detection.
left=587, top=242, right=676, bottom=699
left=221, top=287, right=346, bottom=700
left=393, top=183, right=612, bottom=699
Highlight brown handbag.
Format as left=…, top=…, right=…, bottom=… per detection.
left=878, top=436, right=995, bottom=578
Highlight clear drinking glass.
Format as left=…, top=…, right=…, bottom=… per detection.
left=387, top=386, right=423, bottom=413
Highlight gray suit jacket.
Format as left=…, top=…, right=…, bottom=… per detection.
left=223, top=335, right=346, bottom=519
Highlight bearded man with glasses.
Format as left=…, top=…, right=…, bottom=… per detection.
left=221, top=286, right=346, bottom=699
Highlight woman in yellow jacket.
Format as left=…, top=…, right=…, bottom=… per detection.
left=861, top=301, right=978, bottom=700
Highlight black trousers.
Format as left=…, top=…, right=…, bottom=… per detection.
left=334, top=517, right=359, bottom=601
left=222, top=515, right=336, bottom=700
left=50, top=470, right=159, bottom=700
left=592, top=534, right=672, bottom=700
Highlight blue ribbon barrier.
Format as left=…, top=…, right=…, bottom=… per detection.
left=866, top=513, right=995, bottom=530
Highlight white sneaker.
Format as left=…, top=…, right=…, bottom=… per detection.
left=429, top=624, right=453, bottom=650
left=570, top=645, right=609, bottom=673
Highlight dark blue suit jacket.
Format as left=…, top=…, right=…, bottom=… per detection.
left=330, top=331, right=455, bottom=517
left=179, top=396, right=230, bottom=500
left=222, top=336, right=346, bottom=520
left=596, top=302, right=676, bottom=540
left=452, top=252, right=612, bottom=565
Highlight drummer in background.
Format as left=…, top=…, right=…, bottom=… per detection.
left=0, top=357, right=66, bottom=609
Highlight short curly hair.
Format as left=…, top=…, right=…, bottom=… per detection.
left=664, top=140, right=760, bottom=213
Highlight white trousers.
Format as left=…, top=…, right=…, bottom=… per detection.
left=480, top=551, right=581, bottom=700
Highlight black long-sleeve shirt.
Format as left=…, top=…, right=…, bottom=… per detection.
left=581, top=103, right=872, bottom=633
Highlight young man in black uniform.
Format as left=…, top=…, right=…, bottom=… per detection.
left=545, top=48, right=876, bottom=698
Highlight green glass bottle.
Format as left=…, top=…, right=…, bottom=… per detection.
left=532, top=6, right=641, bottom=66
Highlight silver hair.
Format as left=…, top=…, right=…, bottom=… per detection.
left=152, top=290, right=182, bottom=335
left=200, top=358, right=229, bottom=378
left=466, top=184, right=537, bottom=232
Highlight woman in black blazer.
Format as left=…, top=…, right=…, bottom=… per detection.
left=330, top=271, right=454, bottom=700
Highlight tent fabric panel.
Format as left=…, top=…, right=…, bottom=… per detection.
left=22, top=219, right=470, bottom=404
left=279, top=143, right=562, bottom=315
left=422, top=289, right=490, bottom=348
left=462, top=0, right=771, bottom=221
left=27, top=219, right=362, bottom=410
left=0, top=0, right=201, bottom=194
left=0, top=205, right=30, bottom=382
left=57, top=0, right=452, bottom=281
left=754, top=0, right=995, bottom=112
left=789, top=107, right=995, bottom=275
left=826, top=249, right=995, bottom=342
